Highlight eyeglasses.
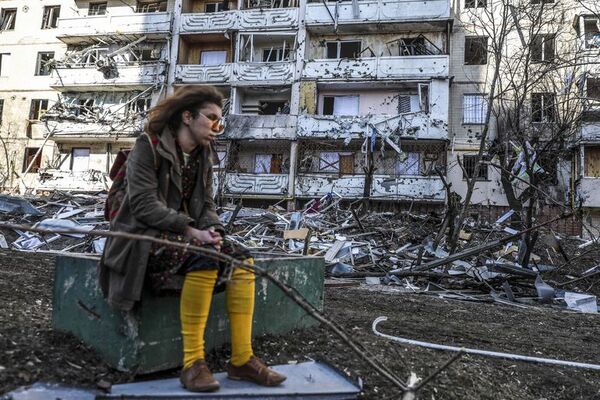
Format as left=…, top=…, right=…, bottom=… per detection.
left=199, top=112, right=225, bottom=134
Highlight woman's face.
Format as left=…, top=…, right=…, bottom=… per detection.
left=186, top=103, right=223, bottom=148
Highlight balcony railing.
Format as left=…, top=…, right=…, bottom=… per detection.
left=303, top=56, right=449, bottom=80
left=296, top=173, right=445, bottom=201
left=298, top=113, right=448, bottom=140
left=224, top=173, right=289, bottom=195
left=51, top=64, right=166, bottom=90
left=44, top=120, right=142, bottom=138
left=578, top=177, right=600, bottom=207
left=57, top=13, right=171, bottom=40
left=305, top=0, right=451, bottom=28
left=582, top=122, right=600, bottom=141
left=223, top=115, right=297, bottom=139
left=180, top=8, right=298, bottom=33
left=176, top=61, right=295, bottom=84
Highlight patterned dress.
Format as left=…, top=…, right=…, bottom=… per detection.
left=146, top=146, right=250, bottom=294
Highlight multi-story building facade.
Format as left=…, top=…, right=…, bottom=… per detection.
left=0, top=0, right=598, bottom=230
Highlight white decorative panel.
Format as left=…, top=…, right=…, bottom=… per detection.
left=233, top=62, right=294, bottom=83
left=296, top=175, right=364, bottom=197
left=52, top=64, right=165, bottom=89
left=225, top=173, right=288, bottom=195
left=180, top=12, right=237, bottom=33
left=176, top=64, right=233, bottom=83
left=372, top=176, right=445, bottom=201
left=57, top=13, right=171, bottom=37
left=238, top=8, right=299, bottom=29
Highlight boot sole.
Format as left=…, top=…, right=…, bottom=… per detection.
left=181, top=382, right=220, bottom=392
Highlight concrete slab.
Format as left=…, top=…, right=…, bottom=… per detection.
left=99, top=361, right=360, bottom=399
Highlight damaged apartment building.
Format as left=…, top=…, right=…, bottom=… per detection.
left=0, top=0, right=599, bottom=220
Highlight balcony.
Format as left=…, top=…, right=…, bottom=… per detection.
left=298, top=114, right=448, bottom=140
left=224, top=173, right=289, bottom=196
left=223, top=115, right=297, bottom=139
left=180, top=8, right=298, bottom=34
left=56, top=13, right=171, bottom=43
left=582, top=122, right=600, bottom=142
left=176, top=61, right=294, bottom=84
left=296, top=173, right=445, bottom=201
left=305, top=0, right=451, bottom=33
left=303, top=56, right=448, bottom=81
left=51, top=64, right=166, bottom=91
left=578, top=177, right=600, bottom=208
left=37, top=169, right=107, bottom=192
left=44, top=121, right=142, bottom=140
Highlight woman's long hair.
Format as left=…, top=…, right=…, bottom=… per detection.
left=145, top=85, right=223, bottom=136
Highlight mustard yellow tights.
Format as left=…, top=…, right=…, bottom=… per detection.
left=180, top=259, right=256, bottom=369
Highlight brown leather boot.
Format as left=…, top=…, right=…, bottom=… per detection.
left=180, top=360, right=220, bottom=392
left=227, top=356, right=287, bottom=386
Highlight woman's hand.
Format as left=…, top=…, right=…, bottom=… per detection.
left=185, top=226, right=223, bottom=251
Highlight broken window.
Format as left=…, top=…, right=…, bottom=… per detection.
left=259, top=101, right=288, bottom=115
left=41, top=6, right=60, bottom=29
left=322, top=96, right=359, bottom=116
left=74, top=98, right=94, bottom=117
left=133, top=47, right=162, bottom=62
left=22, top=148, right=42, bottom=173
left=397, top=37, right=426, bottom=56
left=395, top=152, right=420, bottom=175
left=200, top=50, right=227, bottom=65
left=584, top=17, right=600, bottom=49
left=325, top=41, right=361, bottom=59
left=0, top=8, right=16, bottom=30
left=136, top=0, right=167, bottom=12
left=587, top=78, right=600, bottom=101
left=254, top=153, right=283, bottom=173
left=0, top=53, right=10, bottom=77
left=418, top=83, right=430, bottom=114
left=531, top=34, right=555, bottom=63
left=531, top=93, right=556, bottom=123
left=463, top=154, right=488, bottom=180
left=463, top=94, right=487, bottom=124
left=35, top=52, right=54, bottom=76
left=584, top=146, right=600, bottom=177
left=465, top=0, right=486, bottom=7
left=88, top=2, right=107, bottom=16
left=205, top=2, right=225, bottom=12
left=464, top=36, right=488, bottom=65
left=127, top=97, right=151, bottom=116
left=262, top=48, right=290, bottom=62
left=71, top=148, right=90, bottom=172
left=215, top=151, right=226, bottom=169
left=319, top=152, right=339, bottom=172
left=29, top=99, right=49, bottom=120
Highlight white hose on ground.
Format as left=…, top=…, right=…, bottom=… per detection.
left=372, top=316, right=600, bottom=371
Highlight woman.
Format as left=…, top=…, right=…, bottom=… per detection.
left=99, top=86, right=286, bottom=392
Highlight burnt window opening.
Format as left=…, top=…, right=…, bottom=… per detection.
left=35, top=52, right=54, bottom=76
left=41, top=6, right=60, bottom=29
left=325, top=41, right=362, bottom=59
left=205, top=2, right=225, bottom=12
left=536, top=152, right=558, bottom=184
left=74, top=98, right=95, bottom=117
left=254, top=153, right=283, bottom=174
left=465, top=0, right=486, bottom=7
left=587, top=78, right=600, bottom=101
left=464, top=36, right=488, bottom=65
left=584, top=17, right=600, bottom=49
left=88, top=2, right=107, bottom=16
left=532, top=93, right=556, bottom=123
left=259, top=101, right=289, bottom=115
left=462, top=154, right=489, bottom=180
left=0, top=9, right=16, bottom=30
left=531, top=34, right=555, bottom=63
left=397, top=37, right=426, bottom=56
left=262, top=48, right=290, bottom=62
left=127, top=97, right=152, bottom=116
left=133, top=47, right=162, bottom=61
left=22, top=148, right=42, bottom=173
left=29, top=99, right=49, bottom=120
left=136, top=0, right=167, bottom=12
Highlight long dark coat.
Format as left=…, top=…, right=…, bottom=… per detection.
left=99, top=130, right=223, bottom=310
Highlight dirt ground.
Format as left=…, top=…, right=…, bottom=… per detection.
left=2, top=248, right=600, bottom=399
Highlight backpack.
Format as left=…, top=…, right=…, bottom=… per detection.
left=104, top=132, right=160, bottom=221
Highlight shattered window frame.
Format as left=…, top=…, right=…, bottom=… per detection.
left=464, top=36, right=488, bottom=65
left=88, top=2, right=107, bottom=16
left=29, top=99, right=49, bottom=121
left=35, top=52, right=54, bottom=76
left=136, top=0, right=167, bottom=12
left=325, top=40, right=362, bottom=59
left=531, top=34, right=555, bottom=63
left=531, top=92, right=556, bottom=123
left=205, top=2, right=225, bottom=12
left=462, top=154, right=489, bottom=181
left=262, top=47, right=291, bottom=62
left=0, top=8, right=16, bottom=31
left=22, top=147, right=42, bottom=173
left=41, top=5, right=61, bottom=29
left=318, top=152, right=340, bottom=173
left=583, top=16, right=600, bottom=49
left=462, top=93, right=487, bottom=124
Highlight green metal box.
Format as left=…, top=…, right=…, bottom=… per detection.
left=52, top=254, right=324, bottom=374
